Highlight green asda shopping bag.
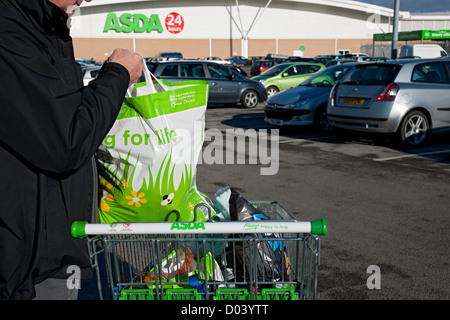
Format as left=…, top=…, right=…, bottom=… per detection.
left=97, top=64, right=214, bottom=223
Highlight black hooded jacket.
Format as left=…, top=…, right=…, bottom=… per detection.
left=0, top=0, right=130, bottom=299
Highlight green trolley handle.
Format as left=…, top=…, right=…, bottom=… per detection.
left=71, top=219, right=327, bottom=238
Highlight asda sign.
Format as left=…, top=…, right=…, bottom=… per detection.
left=104, top=12, right=185, bottom=34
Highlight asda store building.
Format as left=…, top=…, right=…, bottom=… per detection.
left=71, top=0, right=450, bottom=61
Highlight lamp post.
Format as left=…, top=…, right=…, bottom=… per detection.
left=391, top=0, right=400, bottom=59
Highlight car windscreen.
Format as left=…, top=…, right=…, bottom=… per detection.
left=341, top=64, right=400, bottom=85
left=261, top=64, right=292, bottom=76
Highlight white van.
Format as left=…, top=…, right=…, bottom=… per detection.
left=399, top=44, right=447, bottom=59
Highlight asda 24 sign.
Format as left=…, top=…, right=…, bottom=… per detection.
left=104, top=12, right=184, bottom=34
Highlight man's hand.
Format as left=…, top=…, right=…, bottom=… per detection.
left=108, top=49, right=144, bottom=86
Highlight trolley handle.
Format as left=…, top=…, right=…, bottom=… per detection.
left=71, top=219, right=327, bottom=238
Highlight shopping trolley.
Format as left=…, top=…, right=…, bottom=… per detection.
left=71, top=201, right=327, bottom=300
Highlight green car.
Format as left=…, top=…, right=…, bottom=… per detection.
left=252, top=62, right=325, bottom=97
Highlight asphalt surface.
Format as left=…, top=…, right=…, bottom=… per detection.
left=195, top=102, right=449, bottom=300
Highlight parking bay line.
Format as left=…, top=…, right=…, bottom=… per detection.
left=279, top=136, right=338, bottom=144
left=374, top=149, right=450, bottom=162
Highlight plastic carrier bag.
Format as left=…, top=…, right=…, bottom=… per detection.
left=134, top=246, right=224, bottom=292
left=97, top=63, right=214, bottom=223
left=225, top=188, right=294, bottom=283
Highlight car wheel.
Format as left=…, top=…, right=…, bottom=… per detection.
left=398, top=110, right=430, bottom=147
left=266, top=86, right=279, bottom=98
left=241, top=90, right=259, bottom=108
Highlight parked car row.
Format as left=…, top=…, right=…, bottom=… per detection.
left=263, top=57, right=450, bottom=147
left=143, top=60, right=266, bottom=108
left=78, top=54, right=450, bottom=147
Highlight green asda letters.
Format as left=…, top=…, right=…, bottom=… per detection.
left=104, top=13, right=164, bottom=33
left=170, top=222, right=206, bottom=231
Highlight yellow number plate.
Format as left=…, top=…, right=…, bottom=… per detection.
left=343, top=97, right=365, bottom=105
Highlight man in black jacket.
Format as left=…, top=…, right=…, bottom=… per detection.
left=0, top=0, right=143, bottom=299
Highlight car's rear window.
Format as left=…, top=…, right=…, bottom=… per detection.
left=342, top=64, right=400, bottom=85
left=262, top=61, right=277, bottom=67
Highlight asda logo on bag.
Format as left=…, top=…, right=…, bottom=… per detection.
left=170, top=222, right=205, bottom=231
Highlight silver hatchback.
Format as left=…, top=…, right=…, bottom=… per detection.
left=327, top=59, right=450, bottom=147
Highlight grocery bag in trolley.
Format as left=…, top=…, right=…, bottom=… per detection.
left=97, top=63, right=215, bottom=223
left=226, top=188, right=294, bottom=283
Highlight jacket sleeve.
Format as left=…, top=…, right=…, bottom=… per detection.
left=0, top=30, right=130, bottom=176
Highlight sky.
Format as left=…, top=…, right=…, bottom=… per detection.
left=356, top=0, right=450, bottom=13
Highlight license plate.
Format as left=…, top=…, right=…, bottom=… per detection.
left=343, top=97, right=365, bottom=105
left=267, top=118, right=284, bottom=126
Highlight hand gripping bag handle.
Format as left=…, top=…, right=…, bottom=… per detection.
left=127, top=59, right=169, bottom=97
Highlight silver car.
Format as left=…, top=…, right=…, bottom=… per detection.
left=82, top=66, right=101, bottom=86
left=327, top=59, right=450, bottom=147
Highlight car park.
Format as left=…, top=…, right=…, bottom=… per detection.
left=228, top=65, right=249, bottom=78
left=248, top=56, right=265, bottom=64
left=78, top=61, right=89, bottom=70
left=327, top=58, right=450, bottom=147
left=265, top=53, right=289, bottom=60
left=285, top=56, right=319, bottom=63
left=226, top=56, right=248, bottom=66
left=325, top=59, right=356, bottom=68
left=250, top=59, right=283, bottom=76
left=252, top=62, right=325, bottom=97
left=82, top=65, right=102, bottom=85
left=76, top=58, right=102, bottom=66
left=144, top=60, right=266, bottom=108
left=343, top=53, right=370, bottom=61
left=264, top=63, right=358, bottom=130
left=204, top=56, right=229, bottom=65
left=314, top=54, right=344, bottom=65
left=154, top=52, right=183, bottom=61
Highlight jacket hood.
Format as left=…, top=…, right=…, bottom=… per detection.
left=0, top=0, right=69, bottom=34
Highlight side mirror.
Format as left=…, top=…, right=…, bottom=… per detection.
left=282, top=72, right=289, bottom=77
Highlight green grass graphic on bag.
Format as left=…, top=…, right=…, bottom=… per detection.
left=97, top=67, right=214, bottom=223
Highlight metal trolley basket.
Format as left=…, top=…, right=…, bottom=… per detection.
left=71, top=201, right=327, bottom=301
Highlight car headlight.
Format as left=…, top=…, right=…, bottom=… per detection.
left=286, top=99, right=309, bottom=108
left=259, top=79, right=266, bottom=84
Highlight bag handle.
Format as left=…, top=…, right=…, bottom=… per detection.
left=127, top=60, right=169, bottom=97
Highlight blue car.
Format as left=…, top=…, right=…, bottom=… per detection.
left=227, top=56, right=248, bottom=66
left=264, top=63, right=359, bottom=130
